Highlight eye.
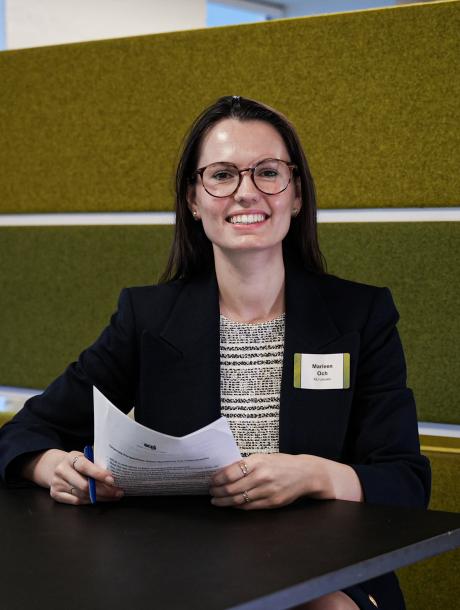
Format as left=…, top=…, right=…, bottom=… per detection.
left=257, top=168, right=279, bottom=178
left=256, top=164, right=280, bottom=180
left=212, top=170, right=235, bottom=182
left=204, top=164, right=238, bottom=183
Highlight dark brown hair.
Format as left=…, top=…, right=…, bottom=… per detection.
left=160, top=95, right=325, bottom=281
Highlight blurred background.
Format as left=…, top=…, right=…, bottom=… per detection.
left=0, top=0, right=442, bottom=51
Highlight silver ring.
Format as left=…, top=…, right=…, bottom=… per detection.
left=243, top=490, right=250, bottom=503
left=70, top=487, right=76, bottom=496
left=72, top=456, right=80, bottom=471
left=239, top=462, right=249, bottom=477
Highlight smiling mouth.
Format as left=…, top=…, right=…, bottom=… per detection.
left=227, top=213, right=269, bottom=225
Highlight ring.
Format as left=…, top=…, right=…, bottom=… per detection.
left=243, top=490, right=250, bottom=503
left=70, top=487, right=76, bottom=496
left=239, top=462, right=249, bottom=477
left=72, top=456, right=80, bottom=470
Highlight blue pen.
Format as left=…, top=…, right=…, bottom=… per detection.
left=84, top=445, right=97, bottom=504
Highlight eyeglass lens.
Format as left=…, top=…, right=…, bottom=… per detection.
left=202, top=159, right=292, bottom=197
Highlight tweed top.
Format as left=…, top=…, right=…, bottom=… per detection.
left=219, top=314, right=285, bottom=457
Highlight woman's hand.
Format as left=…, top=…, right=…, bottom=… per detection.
left=294, top=591, right=360, bottom=609
left=209, top=453, right=363, bottom=510
left=21, top=448, right=124, bottom=505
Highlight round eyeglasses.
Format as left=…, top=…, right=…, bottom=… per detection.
left=193, top=158, right=297, bottom=198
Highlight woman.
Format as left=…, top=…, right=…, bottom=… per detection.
left=0, top=96, right=430, bottom=609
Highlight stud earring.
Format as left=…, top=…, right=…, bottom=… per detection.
left=192, top=210, right=199, bottom=221
left=292, top=208, right=299, bottom=217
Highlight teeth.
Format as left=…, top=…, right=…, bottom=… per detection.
left=229, top=214, right=266, bottom=225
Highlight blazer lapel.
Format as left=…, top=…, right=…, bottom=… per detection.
left=140, top=272, right=221, bottom=436
left=279, top=261, right=358, bottom=458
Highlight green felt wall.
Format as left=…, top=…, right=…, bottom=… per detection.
left=319, top=222, right=460, bottom=424
left=0, top=222, right=458, bottom=424
left=0, top=0, right=459, bottom=213
left=0, top=226, right=173, bottom=388
left=398, top=450, right=460, bottom=610
left=0, top=413, right=14, bottom=427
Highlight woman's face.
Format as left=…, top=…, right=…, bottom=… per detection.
left=188, top=118, right=301, bottom=259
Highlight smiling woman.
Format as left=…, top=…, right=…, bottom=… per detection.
left=187, top=119, right=301, bottom=270
left=163, top=95, right=323, bottom=284
left=0, top=96, right=430, bottom=610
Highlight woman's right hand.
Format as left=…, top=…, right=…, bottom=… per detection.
left=21, top=448, right=124, bottom=505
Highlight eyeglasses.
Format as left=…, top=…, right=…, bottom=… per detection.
left=193, top=158, right=297, bottom=198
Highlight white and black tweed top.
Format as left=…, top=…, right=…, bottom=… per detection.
left=219, top=314, right=285, bottom=457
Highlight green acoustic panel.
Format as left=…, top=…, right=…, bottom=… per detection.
left=0, top=413, right=15, bottom=428
left=420, top=435, right=460, bottom=454
left=0, top=1, right=459, bottom=213
left=425, top=452, right=460, bottom=513
left=319, top=222, right=459, bottom=424
left=398, top=450, right=460, bottom=610
left=399, top=548, right=460, bottom=610
left=0, top=222, right=458, bottom=424
left=0, top=226, right=173, bottom=389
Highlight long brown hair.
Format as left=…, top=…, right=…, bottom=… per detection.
left=160, top=95, right=325, bottom=282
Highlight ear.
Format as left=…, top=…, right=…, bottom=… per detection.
left=187, top=185, right=200, bottom=220
left=293, top=177, right=302, bottom=214
left=294, top=176, right=302, bottom=197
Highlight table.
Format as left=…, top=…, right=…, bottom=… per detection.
left=2, top=488, right=460, bottom=610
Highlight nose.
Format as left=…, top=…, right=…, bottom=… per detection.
left=233, top=170, right=260, bottom=202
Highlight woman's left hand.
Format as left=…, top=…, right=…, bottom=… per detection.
left=209, top=453, right=363, bottom=510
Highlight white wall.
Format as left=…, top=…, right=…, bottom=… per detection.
left=0, top=0, right=5, bottom=49
left=5, top=0, right=206, bottom=50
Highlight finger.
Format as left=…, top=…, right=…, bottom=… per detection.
left=52, top=480, right=124, bottom=504
left=211, top=458, right=253, bottom=486
left=71, top=453, right=114, bottom=483
left=64, top=470, right=124, bottom=497
left=94, top=481, right=125, bottom=501
left=235, top=498, right=277, bottom=510
left=50, top=486, right=91, bottom=506
left=211, top=492, right=248, bottom=507
left=211, top=486, right=267, bottom=507
left=210, top=464, right=239, bottom=486
left=58, top=468, right=92, bottom=493
left=55, top=461, right=98, bottom=496
left=234, top=493, right=292, bottom=511
left=55, top=462, right=123, bottom=499
left=209, top=471, right=259, bottom=498
left=52, top=466, right=89, bottom=497
left=62, top=474, right=124, bottom=499
left=70, top=452, right=115, bottom=485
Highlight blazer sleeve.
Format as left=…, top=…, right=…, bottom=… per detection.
left=0, top=288, right=138, bottom=485
left=347, top=287, right=431, bottom=508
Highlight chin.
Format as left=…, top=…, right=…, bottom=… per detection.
left=216, top=240, right=282, bottom=255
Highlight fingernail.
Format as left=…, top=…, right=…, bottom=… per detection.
left=105, top=476, right=115, bottom=485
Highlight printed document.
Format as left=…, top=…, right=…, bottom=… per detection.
left=93, top=387, right=241, bottom=495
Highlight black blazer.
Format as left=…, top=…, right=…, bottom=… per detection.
left=0, top=258, right=430, bottom=609
left=1, top=258, right=430, bottom=507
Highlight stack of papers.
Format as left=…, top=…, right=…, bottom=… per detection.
left=93, top=387, right=241, bottom=496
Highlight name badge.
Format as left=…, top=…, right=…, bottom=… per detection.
left=293, top=353, right=350, bottom=390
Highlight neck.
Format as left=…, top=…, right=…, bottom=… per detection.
left=214, top=246, right=285, bottom=323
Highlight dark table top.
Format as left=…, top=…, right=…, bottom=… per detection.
left=2, top=488, right=460, bottom=610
